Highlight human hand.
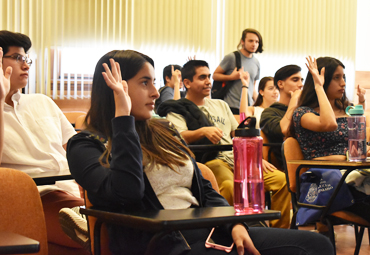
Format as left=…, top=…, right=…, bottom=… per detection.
left=305, top=56, right=325, bottom=88
left=187, top=55, right=196, bottom=61
left=102, top=58, right=132, bottom=117
left=357, top=84, right=366, bottom=102
left=289, top=89, right=302, bottom=103
left=202, top=126, right=224, bottom=144
left=232, top=224, right=261, bottom=255
left=262, top=159, right=277, bottom=174
left=239, top=67, right=250, bottom=87
left=0, top=47, right=12, bottom=101
left=171, top=65, right=182, bottom=87
left=230, top=67, right=241, bottom=80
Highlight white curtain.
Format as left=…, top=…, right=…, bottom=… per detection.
left=0, top=0, right=357, bottom=100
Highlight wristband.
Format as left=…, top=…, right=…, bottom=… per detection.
left=242, top=85, right=248, bottom=89
left=359, top=99, right=366, bottom=104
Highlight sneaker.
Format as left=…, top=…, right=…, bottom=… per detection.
left=59, top=207, right=90, bottom=250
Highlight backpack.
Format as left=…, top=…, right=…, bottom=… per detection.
left=211, top=51, right=241, bottom=100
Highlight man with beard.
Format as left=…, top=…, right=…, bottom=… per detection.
left=213, top=28, right=263, bottom=115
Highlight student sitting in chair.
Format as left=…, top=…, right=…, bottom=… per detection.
left=66, top=50, right=333, bottom=255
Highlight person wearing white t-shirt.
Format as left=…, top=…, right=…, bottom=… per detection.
left=0, top=30, right=87, bottom=254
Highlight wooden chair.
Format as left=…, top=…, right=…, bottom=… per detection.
left=281, top=137, right=370, bottom=255
left=82, top=163, right=219, bottom=255
left=260, top=130, right=283, bottom=170
left=63, top=111, right=87, bottom=127
left=0, top=168, right=48, bottom=255
left=74, top=114, right=87, bottom=131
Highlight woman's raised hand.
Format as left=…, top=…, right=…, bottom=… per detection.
left=239, top=67, right=250, bottom=87
left=102, top=58, right=131, bottom=117
left=306, top=56, right=325, bottom=87
left=0, top=47, right=12, bottom=101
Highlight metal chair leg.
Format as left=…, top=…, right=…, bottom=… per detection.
left=354, top=226, right=365, bottom=255
left=325, top=218, right=336, bottom=255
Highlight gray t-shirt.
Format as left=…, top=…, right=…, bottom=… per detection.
left=166, top=98, right=239, bottom=167
left=219, top=51, right=260, bottom=109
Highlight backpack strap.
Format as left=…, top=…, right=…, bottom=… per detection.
left=233, top=51, right=242, bottom=70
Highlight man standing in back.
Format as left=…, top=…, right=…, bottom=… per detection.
left=213, top=28, right=263, bottom=115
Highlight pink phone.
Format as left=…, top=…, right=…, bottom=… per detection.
left=205, top=227, right=234, bottom=253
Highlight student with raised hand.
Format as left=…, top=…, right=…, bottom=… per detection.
left=290, top=56, right=370, bottom=223
left=0, top=47, right=11, bottom=163
left=154, top=64, right=184, bottom=112
left=0, top=30, right=86, bottom=253
left=240, top=76, right=278, bottom=129
left=68, top=50, right=335, bottom=254
left=260, top=65, right=304, bottom=167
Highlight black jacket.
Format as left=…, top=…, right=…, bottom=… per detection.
left=157, top=98, right=218, bottom=161
left=67, top=116, right=231, bottom=255
left=260, top=102, right=288, bottom=165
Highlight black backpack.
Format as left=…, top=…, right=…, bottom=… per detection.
left=211, top=51, right=241, bottom=100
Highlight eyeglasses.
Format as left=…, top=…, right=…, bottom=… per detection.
left=3, top=54, right=32, bottom=66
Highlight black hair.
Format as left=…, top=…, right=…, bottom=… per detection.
left=181, top=60, right=209, bottom=83
left=253, top=76, right=274, bottom=106
left=274, top=65, right=302, bottom=91
left=289, top=57, right=349, bottom=138
left=163, top=64, right=182, bottom=85
left=0, top=30, right=32, bottom=55
left=237, top=28, right=263, bottom=53
left=298, top=57, right=348, bottom=110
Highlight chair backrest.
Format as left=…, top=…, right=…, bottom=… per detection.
left=196, top=162, right=220, bottom=193
left=63, top=111, right=87, bottom=126
left=260, top=130, right=282, bottom=170
left=282, top=137, right=305, bottom=193
left=75, top=114, right=87, bottom=130
left=0, top=167, right=48, bottom=255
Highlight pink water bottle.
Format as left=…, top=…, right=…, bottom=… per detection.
left=233, top=117, right=264, bottom=214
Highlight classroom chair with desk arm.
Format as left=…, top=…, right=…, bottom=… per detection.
left=80, top=164, right=280, bottom=255
left=81, top=163, right=221, bottom=255
left=0, top=167, right=46, bottom=255
left=281, top=137, right=370, bottom=255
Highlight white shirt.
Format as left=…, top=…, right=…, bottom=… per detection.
left=254, top=106, right=264, bottom=129
left=1, top=92, right=78, bottom=195
left=144, top=154, right=199, bottom=209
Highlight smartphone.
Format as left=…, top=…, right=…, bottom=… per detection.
left=205, top=227, right=234, bottom=253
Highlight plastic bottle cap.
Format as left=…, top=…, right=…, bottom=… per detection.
left=346, top=105, right=364, bottom=116
left=235, top=116, right=260, bottom=137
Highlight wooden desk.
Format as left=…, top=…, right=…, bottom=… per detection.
left=28, top=169, right=73, bottom=185
left=0, top=231, right=39, bottom=254
left=81, top=206, right=280, bottom=255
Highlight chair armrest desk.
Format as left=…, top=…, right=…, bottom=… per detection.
left=28, top=169, right=73, bottom=185
left=80, top=206, right=280, bottom=255
left=0, top=231, right=40, bottom=254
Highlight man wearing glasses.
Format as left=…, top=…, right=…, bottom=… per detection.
left=0, top=30, right=87, bottom=254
